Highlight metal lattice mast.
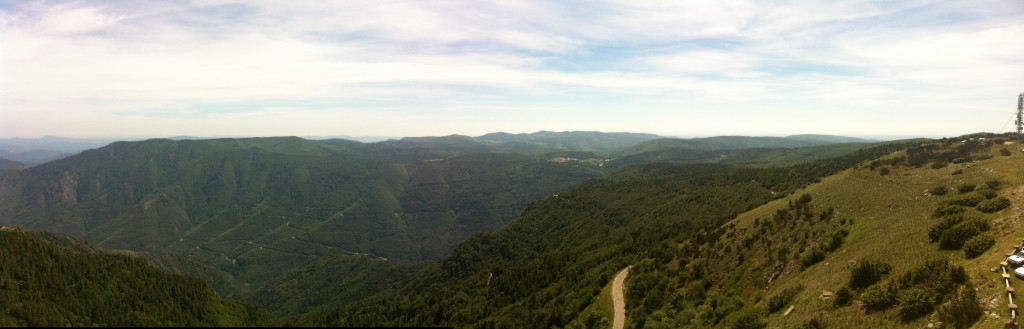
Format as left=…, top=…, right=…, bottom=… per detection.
left=1016, top=93, right=1024, bottom=135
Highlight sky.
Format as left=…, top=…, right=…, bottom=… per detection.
left=1, top=0, right=1023, bottom=140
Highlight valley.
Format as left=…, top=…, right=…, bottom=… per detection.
left=0, top=131, right=1018, bottom=328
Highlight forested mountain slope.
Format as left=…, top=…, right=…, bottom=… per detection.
left=264, top=135, right=1022, bottom=329
left=277, top=138, right=918, bottom=327
left=610, top=135, right=889, bottom=168
left=0, top=131, right=948, bottom=327
left=0, top=136, right=608, bottom=295
left=0, top=227, right=276, bottom=326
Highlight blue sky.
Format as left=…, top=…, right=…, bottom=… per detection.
left=1, top=0, right=1022, bottom=139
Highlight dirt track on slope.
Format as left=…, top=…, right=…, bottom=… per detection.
left=612, top=266, right=631, bottom=329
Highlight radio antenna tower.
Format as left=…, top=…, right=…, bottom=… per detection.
left=1016, top=92, right=1024, bottom=135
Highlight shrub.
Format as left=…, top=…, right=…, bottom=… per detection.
left=976, top=189, right=997, bottom=199
left=945, top=194, right=984, bottom=207
left=800, top=248, right=826, bottom=268
left=956, top=183, right=976, bottom=193
left=849, top=259, right=892, bottom=290
left=861, top=285, right=895, bottom=311
left=931, top=161, right=948, bottom=169
left=1000, top=148, right=1012, bottom=156
left=730, top=308, right=766, bottom=329
left=834, top=286, right=853, bottom=307
left=928, top=214, right=964, bottom=242
left=969, top=217, right=991, bottom=232
left=932, top=205, right=964, bottom=218
left=962, top=233, right=995, bottom=258
left=879, top=167, right=890, bottom=176
left=986, top=179, right=1003, bottom=190
left=938, top=282, right=982, bottom=329
left=929, top=186, right=948, bottom=195
left=819, top=207, right=835, bottom=222
left=894, top=258, right=959, bottom=291
left=767, top=285, right=803, bottom=313
left=939, top=221, right=981, bottom=250
left=952, top=157, right=972, bottom=164
left=977, top=197, right=1010, bottom=213
left=897, top=288, right=936, bottom=320
left=824, top=229, right=848, bottom=252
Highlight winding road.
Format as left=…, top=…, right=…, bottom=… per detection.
left=612, top=266, right=631, bottom=329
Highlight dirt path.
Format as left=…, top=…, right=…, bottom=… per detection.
left=612, top=266, right=631, bottom=329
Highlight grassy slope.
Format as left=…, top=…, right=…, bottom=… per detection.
left=725, top=145, right=1023, bottom=328
left=566, top=278, right=617, bottom=328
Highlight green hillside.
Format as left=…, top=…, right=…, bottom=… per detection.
left=0, top=158, right=25, bottom=171
left=0, top=134, right=621, bottom=296
left=5, top=131, right=1006, bottom=328
left=610, top=135, right=880, bottom=168
left=281, top=138, right=913, bottom=327
left=261, top=135, right=1022, bottom=328
left=0, top=227, right=276, bottom=326
left=476, top=131, right=662, bottom=153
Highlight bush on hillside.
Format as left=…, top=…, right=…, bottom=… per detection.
left=879, top=167, right=890, bottom=176
left=1000, top=148, right=1012, bottom=156
left=929, top=186, right=949, bottom=195
left=986, top=179, right=1003, bottom=189
left=800, top=248, right=826, bottom=269
left=932, top=205, right=965, bottom=218
left=977, top=197, right=1010, bottom=213
left=976, top=189, right=997, bottom=199
left=956, top=183, right=976, bottom=194
left=939, top=221, right=981, bottom=250
left=962, top=233, right=995, bottom=258
left=823, top=229, right=848, bottom=252
left=730, top=308, right=766, bottom=329
left=946, top=194, right=985, bottom=207
left=938, top=282, right=982, bottom=329
left=833, top=286, right=853, bottom=307
left=849, top=259, right=892, bottom=290
left=897, top=288, right=936, bottom=320
left=861, top=285, right=896, bottom=311
left=767, top=285, right=803, bottom=313
left=928, top=214, right=965, bottom=242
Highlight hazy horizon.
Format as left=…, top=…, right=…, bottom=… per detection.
left=0, top=129, right=974, bottom=143
left=2, top=1, right=1022, bottom=139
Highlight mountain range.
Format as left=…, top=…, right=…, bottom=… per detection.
left=1, top=130, right=1015, bottom=328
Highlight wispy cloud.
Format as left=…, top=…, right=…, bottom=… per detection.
left=1, top=0, right=1022, bottom=138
